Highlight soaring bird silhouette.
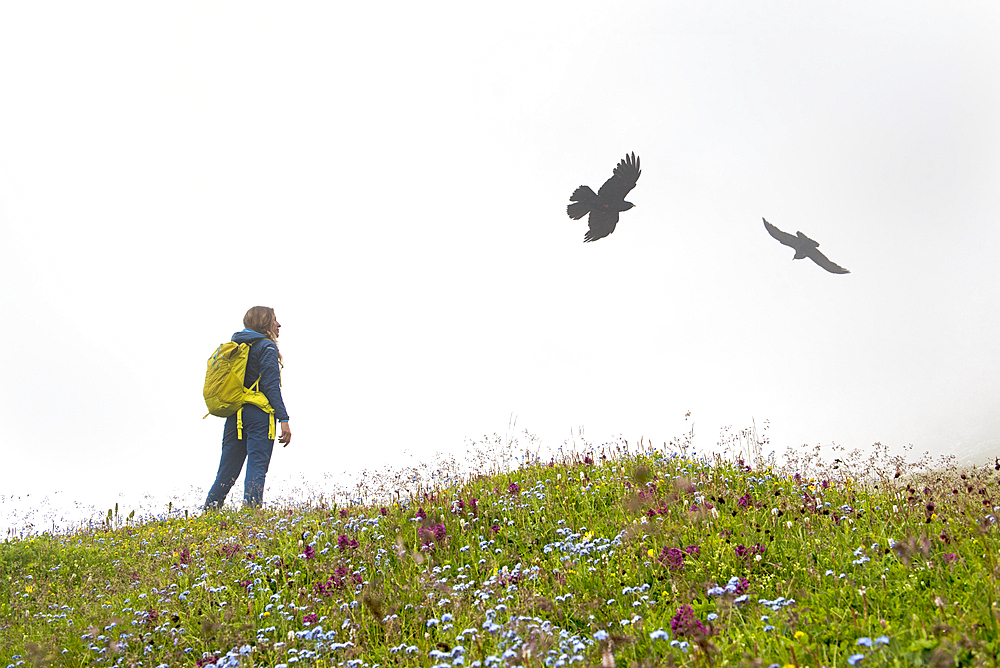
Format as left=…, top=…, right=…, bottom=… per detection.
left=567, top=152, right=641, bottom=242
left=762, top=218, right=850, bottom=274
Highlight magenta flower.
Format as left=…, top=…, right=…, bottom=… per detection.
left=508, top=482, right=521, bottom=495
left=315, top=566, right=351, bottom=595
left=220, top=544, right=241, bottom=559
left=303, top=612, right=319, bottom=625
left=735, top=543, right=765, bottom=561
left=670, top=604, right=707, bottom=638
left=418, top=523, right=447, bottom=550
left=302, top=544, right=316, bottom=560
left=659, top=547, right=685, bottom=571
left=645, top=497, right=669, bottom=518
left=337, top=534, right=359, bottom=550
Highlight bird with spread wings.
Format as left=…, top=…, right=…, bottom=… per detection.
left=567, top=152, right=641, bottom=242
left=762, top=218, right=850, bottom=274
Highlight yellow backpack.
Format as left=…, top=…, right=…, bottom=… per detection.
left=203, top=341, right=276, bottom=439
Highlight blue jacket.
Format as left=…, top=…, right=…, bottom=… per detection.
left=232, top=329, right=289, bottom=422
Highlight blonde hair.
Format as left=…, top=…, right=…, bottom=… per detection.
left=243, top=306, right=282, bottom=362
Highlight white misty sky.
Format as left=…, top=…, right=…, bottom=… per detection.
left=1, top=3, right=998, bottom=530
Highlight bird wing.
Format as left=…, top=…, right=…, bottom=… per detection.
left=584, top=210, right=619, bottom=243
left=805, top=247, right=850, bottom=274
left=597, top=152, right=641, bottom=201
left=762, top=218, right=799, bottom=249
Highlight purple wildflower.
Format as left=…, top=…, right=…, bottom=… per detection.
left=508, top=482, right=521, bottom=495
left=337, top=534, right=359, bottom=550
left=315, top=566, right=351, bottom=595
left=735, top=544, right=765, bottom=561
left=670, top=604, right=707, bottom=638
left=303, top=612, right=319, bottom=625
left=659, top=547, right=685, bottom=571
left=220, top=544, right=241, bottom=559
left=417, top=523, right=447, bottom=550
left=302, top=544, right=316, bottom=560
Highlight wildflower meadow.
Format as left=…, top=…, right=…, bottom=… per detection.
left=2, top=428, right=999, bottom=667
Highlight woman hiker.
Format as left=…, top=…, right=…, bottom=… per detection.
left=205, top=306, right=291, bottom=509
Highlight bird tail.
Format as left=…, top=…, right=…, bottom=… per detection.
left=567, top=185, right=597, bottom=220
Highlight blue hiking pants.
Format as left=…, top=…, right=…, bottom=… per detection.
left=204, top=405, right=275, bottom=509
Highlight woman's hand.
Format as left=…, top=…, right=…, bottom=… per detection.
left=279, top=421, right=292, bottom=446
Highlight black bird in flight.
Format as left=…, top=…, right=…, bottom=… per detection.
left=762, top=218, right=850, bottom=274
left=567, top=152, right=641, bottom=242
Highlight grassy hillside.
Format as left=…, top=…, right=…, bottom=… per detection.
left=2, top=439, right=999, bottom=667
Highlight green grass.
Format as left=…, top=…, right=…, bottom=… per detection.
left=2, top=436, right=999, bottom=667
